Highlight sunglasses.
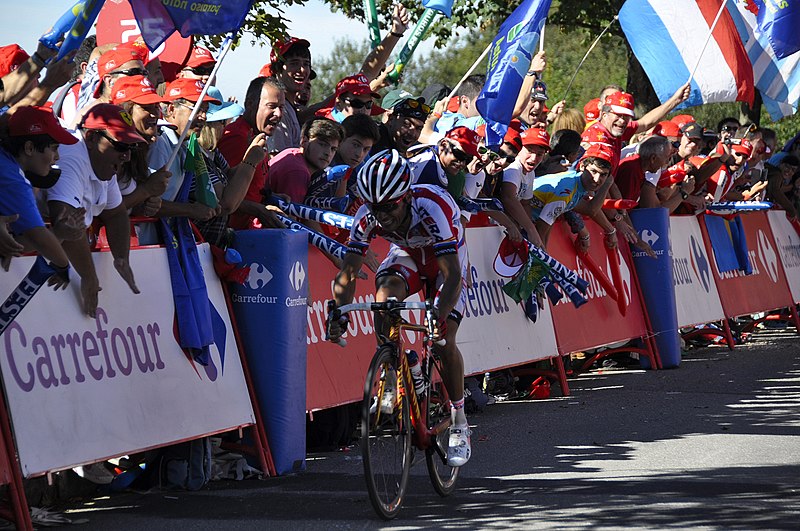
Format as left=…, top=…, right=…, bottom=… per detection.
left=175, top=100, right=210, bottom=114
left=183, top=65, right=215, bottom=76
left=395, top=98, right=431, bottom=120
left=98, top=131, right=133, bottom=153
left=110, top=68, right=149, bottom=77
left=478, top=145, right=515, bottom=164
left=344, top=98, right=373, bottom=110
left=671, top=141, right=681, bottom=149
left=720, top=125, right=738, bottom=133
left=446, top=141, right=472, bottom=163
left=368, top=196, right=405, bottom=214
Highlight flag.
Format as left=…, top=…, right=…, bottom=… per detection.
left=475, top=0, right=552, bottom=148
left=619, top=0, right=800, bottom=119
left=129, top=0, right=255, bottom=51
left=47, top=0, right=105, bottom=60
left=704, top=214, right=752, bottom=275
left=185, top=133, right=217, bottom=208
left=754, top=0, right=800, bottom=59
left=619, top=0, right=755, bottom=108
left=422, top=0, right=455, bottom=18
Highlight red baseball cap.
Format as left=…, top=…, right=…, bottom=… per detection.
left=680, top=122, right=704, bottom=139
left=269, top=37, right=310, bottom=64
left=110, top=75, right=165, bottom=105
left=335, top=73, right=380, bottom=100
left=520, top=127, right=551, bottom=150
left=184, top=46, right=215, bottom=69
left=584, top=98, right=600, bottom=122
left=95, top=44, right=146, bottom=97
left=603, top=92, right=635, bottom=117
left=80, top=103, right=146, bottom=144
left=671, top=114, right=696, bottom=129
left=580, top=143, right=615, bottom=165
left=8, top=105, right=78, bottom=145
left=653, top=120, right=681, bottom=138
left=163, top=78, right=222, bottom=104
left=731, top=138, right=753, bottom=157
left=445, top=126, right=481, bottom=158
left=128, top=39, right=151, bottom=65
left=0, top=44, right=29, bottom=77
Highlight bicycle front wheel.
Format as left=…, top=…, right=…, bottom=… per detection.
left=361, top=344, right=412, bottom=520
left=425, top=355, right=459, bottom=496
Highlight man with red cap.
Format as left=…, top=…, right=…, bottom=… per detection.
left=0, top=106, right=78, bottom=285
left=498, top=127, right=551, bottom=247
left=258, top=37, right=314, bottom=153
left=316, top=73, right=384, bottom=123
left=408, top=126, right=479, bottom=196
left=468, top=121, right=523, bottom=200
left=92, top=43, right=149, bottom=103
left=706, top=138, right=753, bottom=202
left=148, top=78, right=221, bottom=217
left=46, top=104, right=146, bottom=317
left=178, top=46, right=216, bottom=84
left=529, top=143, right=617, bottom=248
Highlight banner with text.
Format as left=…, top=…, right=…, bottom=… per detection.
left=0, top=245, right=254, bottom=477
left=767, top=210, right=800, bottom=304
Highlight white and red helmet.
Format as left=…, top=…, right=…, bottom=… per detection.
left=356, top=149, right=411, bottom=204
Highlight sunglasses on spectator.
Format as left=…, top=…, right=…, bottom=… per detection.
left=175, top=100, right=210, bottom=114
left=478, top=145, right=515, bottom=164
left=110, top=67, right=149, bottom=77
left=671, top=141, right=681, bottom=149
left=98, top=131, right=133, bottom=153
left=720, top=125, right=738, bottom=133
left=446, top=141, right=472, bottom=163
left=344, top=98, right=373, bottom=109
left=368, top=195, right=405, bottom=214
left=395, top=98, right=431, bottom=120
left=183, top=65, right=215, bottom=76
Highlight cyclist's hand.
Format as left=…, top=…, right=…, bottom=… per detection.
left=432, top=317, right=448, bottom=345
left=325, top=310, right=349, bottom=343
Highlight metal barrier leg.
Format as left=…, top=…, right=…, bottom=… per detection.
left=0, top=388, right=32, bottom=530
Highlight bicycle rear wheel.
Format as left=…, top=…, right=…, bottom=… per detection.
left=424, top=355, right=459, bottom=496
left=361, top=345, right=412, bottom=520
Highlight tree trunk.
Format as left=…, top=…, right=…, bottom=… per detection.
left=626, top=49, right=661, bottom=115
left=739, top=90, right=762, bottom=126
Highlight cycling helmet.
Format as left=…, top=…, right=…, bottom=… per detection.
left=356, top=148, right=411, bottom=204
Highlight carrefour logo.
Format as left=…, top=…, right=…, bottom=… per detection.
left=246, top=263, right=273, bottom=290
left=689, top=235, right=711, bottom=292
left=289, top=261, right=306, bottom=291
left=756, top=230, right=779, bottom=283
left=640, top=229, right=659, bottom=247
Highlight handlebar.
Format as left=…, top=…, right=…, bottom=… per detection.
left=325, top=298, right=445, bottom=347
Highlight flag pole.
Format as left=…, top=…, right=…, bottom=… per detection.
left=562, top=15, right=618, bottom=104
left=539, top=20, right=545, bottom=53
left=164, top=32, right=235, bottom=172
left=445, top=41, right=493, bottom=102
left=687, top=0, right=728, bottom=85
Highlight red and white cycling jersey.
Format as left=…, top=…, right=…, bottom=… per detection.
left=346, top=184, right=464, bottom=260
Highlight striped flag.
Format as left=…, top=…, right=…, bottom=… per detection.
left=185, top=133, right=217, bottom=208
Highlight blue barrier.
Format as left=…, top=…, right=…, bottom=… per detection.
left=230, top=229, right=309, bottom=474
left=629, top=209, right=681, bottom=368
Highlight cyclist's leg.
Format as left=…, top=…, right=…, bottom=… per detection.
left=374, top=247, right=420, bottom=342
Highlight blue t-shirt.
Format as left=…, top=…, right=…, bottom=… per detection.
left=529, top=170, right=587, bottom=225
left=0, top=148, right=45, bottom=235
left=433, top=112, right=483, bottom=134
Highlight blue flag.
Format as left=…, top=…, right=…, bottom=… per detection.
left=475, top=0, right=552, bottom=148
left=704, top=215, right=752, bottom=275
left=40, top=0, right=105, bottom=61
left=422, top=0, right=454, bottom=18
left=129, top=0, right=255, bottom=51
left=755, top=0, right=800, bottom=59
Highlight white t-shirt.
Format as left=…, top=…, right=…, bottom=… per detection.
left=46, top=130, right=122, bottom=226
left=463, top=170, right=485, bottom=200
left=502, top=160, right=534, bottom=200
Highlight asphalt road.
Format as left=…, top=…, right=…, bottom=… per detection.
left=59, top=328, right=800, bottom=530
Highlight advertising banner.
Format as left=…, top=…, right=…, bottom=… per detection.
left=0, top=245, right=254, bottom=477
left=767, top=210, right=800, bottom=303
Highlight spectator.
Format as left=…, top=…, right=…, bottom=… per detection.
left=618, top=135, right=694, bottom=212
left=194, top=86, right=266, bottom=248
left=537, top=129, right=582, bottom=176
left=267, top=117, right=343, bottom=203
left=312, top=113, right=379, bottom=201
left=218, top=76, right=286, bottom=230
left=147, top=77, right=221, bottom=222
left=706, top=139, right=752, bottom=202
left=46, top=104, right=144, bottom=316
left=178, top=46, right=216, bottom=85
left=766, top=154, right=800, bottom=219
left=717, top=117, right=740, bottom=143
left=52, top=35, right=97, bottom=122
left=551, top=107, right=585, bottom=135
left=316, top=74, right=384, bottom=123
left=408, top=126, right=479, bottom=195
left=260, top=37, right=315, bottom=153
left=0, top=106, right=78, bottom=283
left=92, top=43, right=149, bottom=104
left=433, top=75, right=485, bottom=132
left=109, top=75, right=170, bottom=217
left=498, top=127, right=551, bottom=247
left=0, top=42, right=60, bottom=109
left=470, top=121, right=523, bottom=200
left=375, top=89, right=432, bottom=154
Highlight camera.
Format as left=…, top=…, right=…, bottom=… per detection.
left=723, top=137, right=743, bottom=146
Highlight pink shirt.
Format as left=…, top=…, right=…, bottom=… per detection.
left=267, top=148, right=311, bottom=203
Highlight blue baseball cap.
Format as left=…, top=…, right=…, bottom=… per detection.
left=206, top=86, right=244, bottom=123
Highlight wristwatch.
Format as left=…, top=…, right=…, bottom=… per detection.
left=525, top=70, right=539, bottom=78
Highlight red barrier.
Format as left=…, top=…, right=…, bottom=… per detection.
left=0, top=390, right=32, bottom=530
left=699, top=212, right=797, bottom=320
left=547, top=222, right=658, bottom=367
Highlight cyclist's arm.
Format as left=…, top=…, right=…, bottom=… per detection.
left=433, top=252, right=462, bottom=322
left=333, top=251, right=364, bottom=307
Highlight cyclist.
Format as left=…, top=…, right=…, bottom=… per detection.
left=326, top=148, right=471, bottom=467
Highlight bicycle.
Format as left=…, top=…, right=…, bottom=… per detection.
left=326, top=298, right=459, bottom=520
